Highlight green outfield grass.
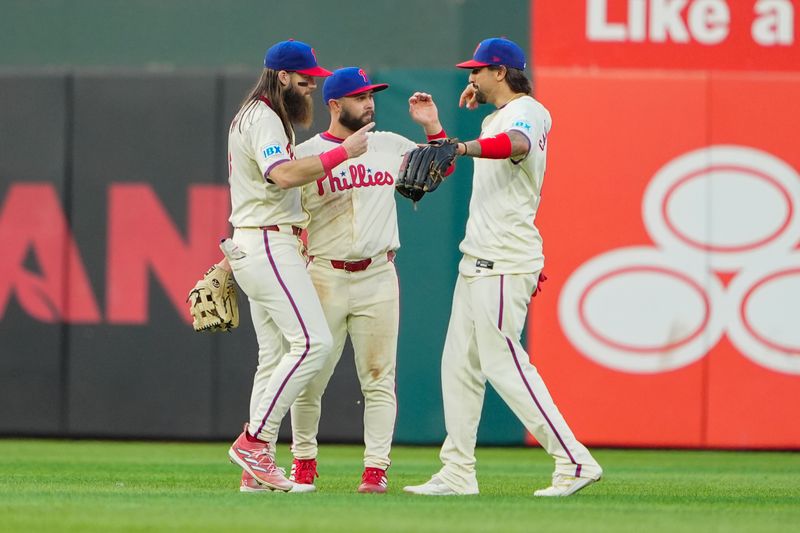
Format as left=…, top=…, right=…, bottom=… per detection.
left=0, top=440, right=798, bottom=532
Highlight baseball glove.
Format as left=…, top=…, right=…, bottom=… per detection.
left=187, top=265, right=239, bottom=332
left=396, top=138, right=458, bottom=202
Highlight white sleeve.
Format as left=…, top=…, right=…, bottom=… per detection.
left=505, top=108, right=539, bottom=163
left=249, top=115, right=292, bottom=180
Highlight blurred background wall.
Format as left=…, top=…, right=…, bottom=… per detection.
left=1, top=0, right=798, bottom=448
left=0, top=0, right=528, bottom=444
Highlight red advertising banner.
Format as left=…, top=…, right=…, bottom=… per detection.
left=529, top=1, right=800, bottom=448
left=0, top=183, right=230, bottom=325
left=533, top=0, right=799, bottom=72
left=531, top=69, right=800, bottom=448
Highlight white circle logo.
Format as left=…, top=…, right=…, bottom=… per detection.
left=561, top=145, right=800, bottom=374
left=560, top=247, right=726, bottom=373
left=642, top=146, right=800, bottom=271
left=726, top=253, right=800, bottom=375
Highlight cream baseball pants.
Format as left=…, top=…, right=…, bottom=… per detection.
left=291, top=255, right=399, bottom=470
left=436, top=271, right=602, bottom=493
left=229, top=227, right=333, bottom=443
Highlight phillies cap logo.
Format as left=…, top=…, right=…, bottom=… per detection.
left=322, top=66, right=389, bottom=103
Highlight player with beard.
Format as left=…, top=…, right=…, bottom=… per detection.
left=240, top=67, right=450, bottom=494
left=403, top=37, right=602, bottom=498
left=222, top=41, right=374, bottom=492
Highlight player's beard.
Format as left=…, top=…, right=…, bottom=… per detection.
left=474, top=86, right=488, bottom=105
left=285, top=85, right=314, bottom=129
left=339, top=107, right=374, bottom=132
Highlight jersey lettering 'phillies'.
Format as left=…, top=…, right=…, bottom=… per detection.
left=315, top=163, right=395, bottom=195
left=296, top=131, right=416, bottom=260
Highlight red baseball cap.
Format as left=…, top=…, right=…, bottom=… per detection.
left=264, top=39, right=332, bottom=77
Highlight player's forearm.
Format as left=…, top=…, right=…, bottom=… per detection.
left=457, top=131, right=530, bottom=159
left=268, top=161, right=323, bottom=189
left=270, top=124, right=371, bottom=188
left=268, top=157, right=327, bottom=189
left=425, top=126, right=447, bottom=142
left=506, top=130, right=531, bottom=157
left=421, top=120, right=444, bottom=137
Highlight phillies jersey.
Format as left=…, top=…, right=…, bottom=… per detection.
left=296, top=131, right=416, bottom=260
left=459, top=95, right=551, bottom=276
left=228, top=98, right=308, bottom=228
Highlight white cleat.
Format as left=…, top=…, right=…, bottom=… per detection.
left=289, top=482, right=317, bottom=493
left=533, top=474, right=601, bottom=497
left=403, top=476, right=478, bottom=496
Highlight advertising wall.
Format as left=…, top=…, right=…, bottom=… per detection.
left=530, top=0, right=800, bottom=448
left=3, top=0, right=797, bottom=448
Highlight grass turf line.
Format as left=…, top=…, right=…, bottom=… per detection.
left=0, top=440, right=798, bottom=532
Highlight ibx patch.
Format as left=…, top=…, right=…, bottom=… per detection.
left=511, top=119, right=532, bottom=132
left=261, top=144, right=283, bottom=158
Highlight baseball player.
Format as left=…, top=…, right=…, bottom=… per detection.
left=222, top=40, right=373, bottom=492
left=403, top=37, right=603, bottom=497
left=241, top=67, right=449, bottom=494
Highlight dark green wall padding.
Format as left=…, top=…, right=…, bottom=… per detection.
left=0, top=0, right=528, bottom=70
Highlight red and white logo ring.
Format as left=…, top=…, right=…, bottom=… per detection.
left=560, top=145, right=800, bottom=374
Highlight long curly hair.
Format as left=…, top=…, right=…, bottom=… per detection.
left=236, top=68, right=293, bottom=140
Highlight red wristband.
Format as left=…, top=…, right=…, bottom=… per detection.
left=426, top=129, right=447, bottom=141
left=477, top=133, right=512, bottom=159
left=319, top=145, right=349, bottom=173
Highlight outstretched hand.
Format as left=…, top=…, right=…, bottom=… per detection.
left=342, top=121, right=375, bottom=158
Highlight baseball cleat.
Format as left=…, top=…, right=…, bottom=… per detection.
left=289, top=458, right=318, bottom=493
left=357, top=467, right=388, bottom=494
left=228, top=430, right=294, bottom=492
left=240, top=471, right=272, bottom=493
left=403, top=476, right=478, bottom=496
left=533, top=474, right=601, bottom=497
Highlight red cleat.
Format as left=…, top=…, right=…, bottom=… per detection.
left=289, top=458, right=318, bottom=493
left=228, top=430, right=293, bottom=492
left=240, top=470, right=271, bottom=493
left=358, top=467, right=388, bottom=494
